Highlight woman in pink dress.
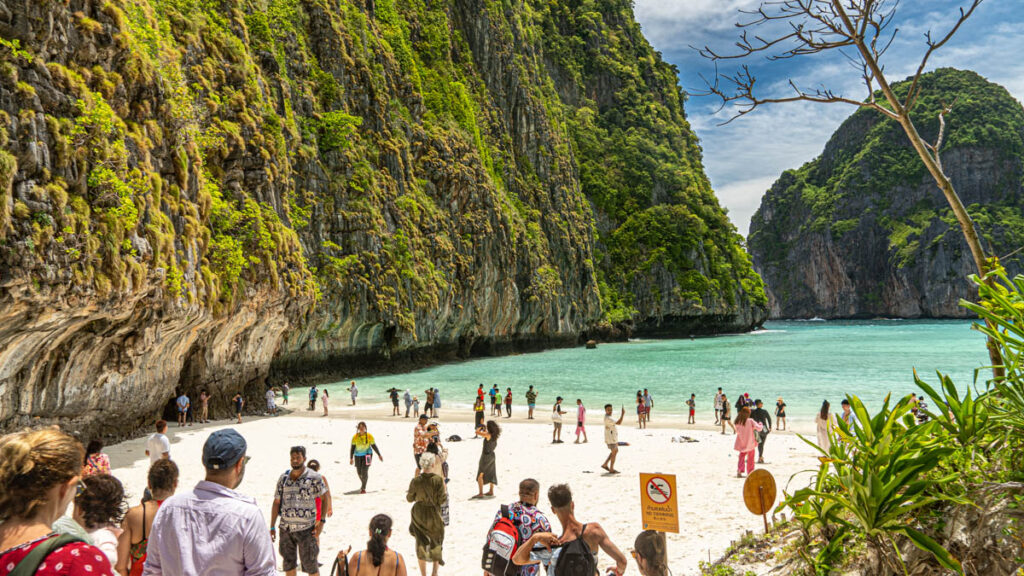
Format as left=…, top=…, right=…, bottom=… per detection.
left=733, top=406, right=763, bottom=478
left=574, top=399, right=588, bottom=443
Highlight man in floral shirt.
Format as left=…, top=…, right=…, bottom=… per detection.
left=494, top=478, right=552, bottom=576
left=413, top=414, right=436, bottom=475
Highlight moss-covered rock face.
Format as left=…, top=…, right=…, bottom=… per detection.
left=749, top=68, right=1024, bottom=319
left=0, top=0, right=764, bottom=434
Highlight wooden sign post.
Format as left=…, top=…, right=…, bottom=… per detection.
left=742, top=469, right=777, bottom=533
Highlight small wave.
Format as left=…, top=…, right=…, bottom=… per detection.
left=792, top=317, right=827, bottom=322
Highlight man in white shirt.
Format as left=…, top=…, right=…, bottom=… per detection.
left=840, top=399, right=859, bottom=429
left=714, top=388, right=724, bottom=425
left=146, top=420, right=171, bottom=464
left=266, top=388, right=277, bottom=416
left=144, top=428, right=276, bottom=575
left=601, top=404, right=625, bottom=474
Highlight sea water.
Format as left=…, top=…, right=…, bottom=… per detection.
left=324, top=320, right=991, bottom=420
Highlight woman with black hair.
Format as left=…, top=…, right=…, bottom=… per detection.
left=347, top=514, right=407, bottom=575
left=350, top=422, right=384, bottom=494
left=815, top=400, right=833, bottom=452
left=473, top=420, right=501, bottom=498
left=83, top=439, right=111, bottom=476
left=73, top=474, right=128, bottom=566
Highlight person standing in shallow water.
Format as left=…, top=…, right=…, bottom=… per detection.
left=687, top=394, right=696, bottom=425
left=349, top=381, right=359, bottom=406
left=474, top=420, right=501, bottom=498
left=775, top=397, right=787, bottom=431
left=350, top=422, right=384, bottom=494
left=643, top=388, right=653, bottom=421
left=322, top=389, right=330, bottom=417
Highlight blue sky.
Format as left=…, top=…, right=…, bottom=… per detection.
left=633, top=0, right=1024, bottom=235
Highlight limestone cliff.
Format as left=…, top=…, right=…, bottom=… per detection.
left=0, top=0, right=765, bottom=435
left=749, top=69, right=1024, bottom=319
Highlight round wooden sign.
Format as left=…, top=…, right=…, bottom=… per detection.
left=742, top=469, right=777, bottom=515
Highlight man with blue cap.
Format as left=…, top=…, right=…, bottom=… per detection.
left=143, top=429, right=276, bottom=575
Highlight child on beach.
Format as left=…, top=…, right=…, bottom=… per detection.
left=734, top=406, right=763, bottom=478
left=687, top=394, right=696, bottom=425
left=412, top=396, right=420, bottom=417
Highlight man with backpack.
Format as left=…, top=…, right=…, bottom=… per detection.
left=512, top=483, right=628, bottom=576
left=482, top=479, right=552, bottom=576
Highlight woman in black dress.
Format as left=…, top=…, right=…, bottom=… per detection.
left=474, top=420, right=501, bottom=498
left=776, top=397, right=787, bottom=431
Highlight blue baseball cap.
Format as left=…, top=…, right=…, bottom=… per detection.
left=203, top=429, right=247, bottom=470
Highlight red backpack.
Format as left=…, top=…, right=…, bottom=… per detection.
left=482, top=505, right=521, bottom=576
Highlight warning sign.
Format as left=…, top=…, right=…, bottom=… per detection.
left=639, top=473, right=679, bottom=533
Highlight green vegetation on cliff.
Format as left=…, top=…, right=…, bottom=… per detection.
left=749, top=68, right=1024, bottom=318
left=0, top=0, right=764, bottom=347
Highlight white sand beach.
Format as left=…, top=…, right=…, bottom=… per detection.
left=104, top=402, right=821, bottom=575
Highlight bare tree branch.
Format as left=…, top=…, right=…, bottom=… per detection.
left=904, top=0, right=982, bottom=111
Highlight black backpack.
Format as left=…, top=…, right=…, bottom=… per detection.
left=482, top=505, right=521, bottom=576
left=555, top=524, right=596, bottom=576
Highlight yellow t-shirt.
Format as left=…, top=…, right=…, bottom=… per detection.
left=351, top=433, right=376, bottom=457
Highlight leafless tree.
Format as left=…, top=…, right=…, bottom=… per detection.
left=699, top=0, right=1003, bottom=377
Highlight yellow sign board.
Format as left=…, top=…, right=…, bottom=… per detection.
left=639, top=473, right=679, bottom=533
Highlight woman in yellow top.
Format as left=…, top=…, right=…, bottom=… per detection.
left=473, top=397, right=485, bottom=436
left=350, top=422, right=384, bottom=493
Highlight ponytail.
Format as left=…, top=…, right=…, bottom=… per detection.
left=367, top=514, right=392, bottom=566
left=634, top=530, right=669, bottom=576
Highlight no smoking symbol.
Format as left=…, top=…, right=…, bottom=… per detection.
left=646, top=477, right=672, bottom=504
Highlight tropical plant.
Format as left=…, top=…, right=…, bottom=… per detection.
left=786, top=394, right=965, bottom=574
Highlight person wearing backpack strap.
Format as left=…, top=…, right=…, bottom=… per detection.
left=483, top=479, right=551, bottom=576
left=512, top=484, right=627, bottom=576
left=0, top=428, right=116, bottom=575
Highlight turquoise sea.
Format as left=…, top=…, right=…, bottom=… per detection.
left=325, top=320, right=991, bottom=420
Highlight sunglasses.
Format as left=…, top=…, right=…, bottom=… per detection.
left=75, top=479, right=86, bottom=497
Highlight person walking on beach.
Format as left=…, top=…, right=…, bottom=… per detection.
left=117, top=459, right=178, bottom=575
left=406, top=452, right=446, bottom=576
left=552, top=397, right=566, bottom=443
left=390, top=388, right=401, bottom=416
left=775, top=397, right=787, bottom=431
left=432, top=388, right=441, bottom=418
left=233, top=392, right=245, bottom=423
left=146, top=429, right=276, bottom=575
left=351, top=422, right=384, bottom=494
left=473, top=397, right=486, bottom=436
left=176, top=392, right=190, bottom=427
left=475, top=420, right=501, bottom=498
left=347, top=514, right=408, bottom=576
left=632, top=530, right=670, bottom=576
left=404, top=389, right=412, bottom=418
left=687, top=394, right=696, bottom=425
left=643, top=388, right=653, bottom=421
left=322, top=389, right=330, bottom=417
left=526, top=386, right=538, bottom=419
left=602, top=404, right=625, bottom=474
left=146, top=420, right=171, bottom=465
left=490, top=385, right=498, bottom=416
left=0, top=428, right=118, bottom=576
left=199, top=389, right=210, bottom=423
left=575, top=399, right=588, bottom=443
left=751, top=399, right=773, bottom=464
left=512, top=484, right=628, bottom=576
left=309, top=385, right=318, bottom=411
left=734, top=406, right=763, bottom=478
left=815, top=400, right=832, bottom=452
left=282, top=382, right=290, bottom=406
left=349, top=381, right=359, bottom=406
left=504, top=387, right=513, bottom=418
left=271, top=445, right=329, bottom=576
left=720, top=395, right=735, bottom=434
left=496, top=479, right=551, bottom=576
left=412, top=395, right=420, bottom=417
left=714, top=387, right=723, bottom=424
